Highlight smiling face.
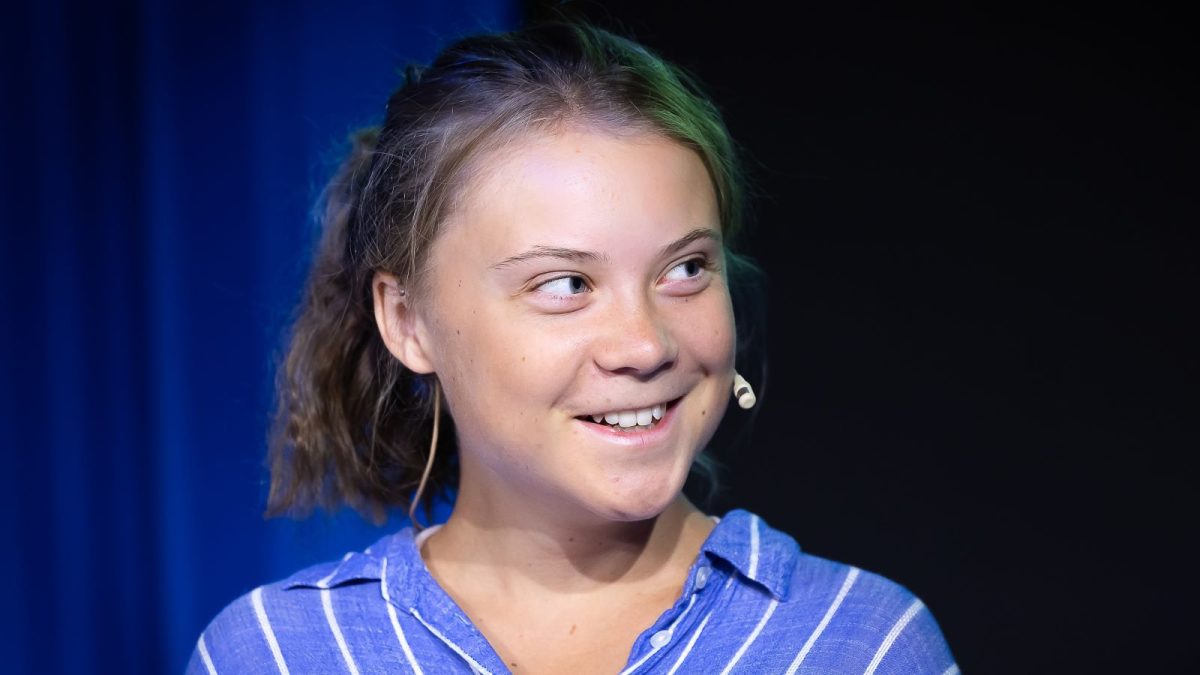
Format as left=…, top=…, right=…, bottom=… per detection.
left=377, top=128, right=736, bottom=524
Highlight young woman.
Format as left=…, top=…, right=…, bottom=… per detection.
left=190, top=21, right=956, bottom=675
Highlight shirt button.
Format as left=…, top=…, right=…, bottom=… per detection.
left=650, top=630, right=672, bottom=648
left=695, top=566, right=711, bottom=590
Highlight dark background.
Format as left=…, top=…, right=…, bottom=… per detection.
left=2, top=0, right=1193, bottom=672
left=532, top=1, right=1195, bottom=672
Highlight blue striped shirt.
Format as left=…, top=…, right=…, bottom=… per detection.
left=189, top=510, right=957, bottom=673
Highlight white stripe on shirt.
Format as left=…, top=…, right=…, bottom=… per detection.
left=321, top=589, right=360, bottom=675
left=720, top=596, right=779, bottom=674
left=785, top=566, right=861, bottom=674
left=665, top=609, right=713, bottom=675
left=618, top=592, right=700, bottom=675
left=943, top=664, right=961, bottom=675
left=379, top=558, right=424, bottom=675
left=748, top=514, right=761, bottom=578
left=665, top=576, right=737, bottom=674
left=196, top=634, right=217, bottom=675
left=411, top=609, right=493, bottom=675
left=250, top=587, right=291, bottom=675
left=864, top=598, right=926, bottom=675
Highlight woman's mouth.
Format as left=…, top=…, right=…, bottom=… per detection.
left=575, top=398, right=680, bottom=433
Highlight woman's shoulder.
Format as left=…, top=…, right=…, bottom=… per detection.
left=711, top=509, right=957, bottom=673
left=186, top=528, right=412, bottom=674
left=716, top=508, right=934, bottom=600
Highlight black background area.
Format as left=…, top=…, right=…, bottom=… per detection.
left=529, top=1, right=1196, bottom=671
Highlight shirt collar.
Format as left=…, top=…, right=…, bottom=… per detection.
left=280, top=526, right=453, bottom=610
left=282, top=509, right=800, bottom=604
left=701, top=509, right=800, bottom=601
left=280, top=534, right=393, bottom=591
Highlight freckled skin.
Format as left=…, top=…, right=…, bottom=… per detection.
left=409, top=129, right=736, bottom=525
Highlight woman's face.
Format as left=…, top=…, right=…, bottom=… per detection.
left=383, top=128, right=736, bottom=523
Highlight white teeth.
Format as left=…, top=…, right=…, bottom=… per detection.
left=586, top=403, right=669, bottom=429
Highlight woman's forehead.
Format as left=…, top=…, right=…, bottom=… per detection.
left=441, top=128, right=721, bottom=255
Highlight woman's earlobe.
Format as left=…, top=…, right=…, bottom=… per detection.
left=372, top=271, right=436, bottom=374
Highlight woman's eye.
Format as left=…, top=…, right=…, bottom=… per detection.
left=662, top=257, right=709, bottom=283
left=535, top=275, right=590, bottom=297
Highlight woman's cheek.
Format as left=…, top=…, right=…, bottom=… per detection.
left=675, top=292, right=736, bottom=365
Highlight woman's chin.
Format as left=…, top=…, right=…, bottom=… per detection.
left=586, top=477, right=689, bottom=523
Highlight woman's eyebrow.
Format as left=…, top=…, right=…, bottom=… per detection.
left=490, top=228, right=720, bottom=271
left=658, top=228, right=720, bottom=259
left=489, top=246, right=610, bottom=270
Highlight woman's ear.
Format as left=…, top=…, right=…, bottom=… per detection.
left=372, top=271, right=436, bottom=374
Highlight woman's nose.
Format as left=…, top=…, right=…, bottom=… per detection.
left=592, top=296, right=678, bottom=377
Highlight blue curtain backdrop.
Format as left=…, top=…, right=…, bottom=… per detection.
left=0, top=1, right=516, bottom=672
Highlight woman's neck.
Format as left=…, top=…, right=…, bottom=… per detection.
left=420, top=492, right=713, bottom=598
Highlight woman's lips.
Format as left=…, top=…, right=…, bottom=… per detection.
left=574, top=398, right=681, bottom=447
